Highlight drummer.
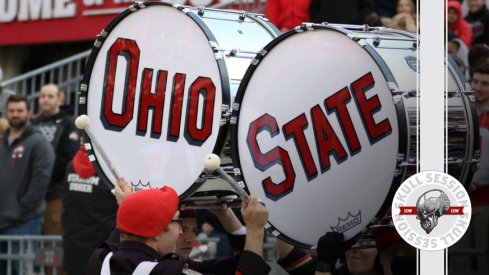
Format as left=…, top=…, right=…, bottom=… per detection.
left=88, top=178, right=270, bottom=275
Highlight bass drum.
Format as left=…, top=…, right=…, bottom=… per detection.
left=446, top=56, right=478, bottom=187
left=231, top=24, right=414, bottom=247
left=401, top=56, right=478, bottom=185
left=79, top=2, right=279, bottom=203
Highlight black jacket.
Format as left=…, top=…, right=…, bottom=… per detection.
left=309, top=0, right=373, bottom=25
left=465, top=5, right=489, bottom=45
left=62, top=159, right=117, bottom=275
left=31, top=111, right=79, bottom=199
left=87, top=231, right=270, bottom=275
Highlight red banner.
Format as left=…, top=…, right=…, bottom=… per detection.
left=399, top=206, right=464, bottom=215
left=0, top=0, right=225, bottom=46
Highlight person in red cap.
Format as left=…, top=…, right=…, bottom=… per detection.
left=89, top=178, right=271, bottom=275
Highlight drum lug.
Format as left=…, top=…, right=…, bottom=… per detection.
left=239, top=11, right=247, bottom=21
left=221, top=104, right=229, bottom=113
left=233, top=168, right=242, bottom=176
left=93, top=40, right=102, bottom=48
left=84, top=143, right=92, bottom=151
left=412, top=42, right=417, bottom=51
left=79, top=96, right=86, bottom=105
left=197, top=6, right=205, bottom=16
left=397, top=153, right=405, bottom=162
left=129, top=1, right=146, bottom=12
left=97, top=30, right=108, bottom=39
left=232, top=102, right=240, bottom=111
left=227, top=49, right=239, bottom=57
left=93, top=28, right=107, bottom=48
left=301, top=23, right=314, bottom=31
left=388, top=82, right=399, bottom=92
left=80, top=83, right=88, bottom=92
left=209, top=41, right=219, bottom=52
left=393, top=95, right=402, bottom=104
left=220, top=118, right=227, bottom=126
left=373, top=36, right=381, bottom=47
left=350, top=35, right=365, bottom=45
left=230, top=116, right=238, bottom=125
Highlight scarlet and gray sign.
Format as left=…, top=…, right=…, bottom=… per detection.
left=0, top=0, right=232, bottom=45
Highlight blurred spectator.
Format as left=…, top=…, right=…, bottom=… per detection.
left=468, top=43, right=489, bottom=76
left=31, top=84, right=79, bottom=237
left=0, top=95, right=55, bottom=274
left=62, top=146, right=117, bottom=275
left=197, top=209, right=235, bottom=259
left=448, top=31, right=470, bottom=73
left=309, top=0, right=374, bottom=25
left=465, top=0, right=489, bottom=45
left=265, top=0, right=311, bottom=32
left=58, top=90, right=75, bottom=116
left=451, top=63, right=489, bottom=272
left=390, top=13, right=417, bottom=31
left=397, top=0, right=416, bottom=14
left=448, top=0, right=474, bottom=49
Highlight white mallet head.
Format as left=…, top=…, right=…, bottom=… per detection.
left=75, top=115, right=90, bottom=130
left=203, top=154, right=221, bottom=171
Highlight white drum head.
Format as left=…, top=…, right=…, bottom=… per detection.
left=233, top=27, right=400, bottom=246
left=81, top=3, right=223, bottom=195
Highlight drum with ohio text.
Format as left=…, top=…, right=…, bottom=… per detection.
left=78, top=1, right=279, bottom=201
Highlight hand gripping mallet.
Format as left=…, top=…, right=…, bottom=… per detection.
left=203, top=154, right=249, bottom=201
left=75, top=115, right=120, bottom=182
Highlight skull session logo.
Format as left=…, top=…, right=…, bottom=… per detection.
left=415, top=190, right=450, bottom=234
left=392, top=171, right=471, bottom=250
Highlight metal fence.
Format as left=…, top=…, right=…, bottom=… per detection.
left=0, top=50, right=90, bottom=115
left=0, top=235, right=62, bottom=275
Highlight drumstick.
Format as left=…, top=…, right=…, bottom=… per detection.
left=203, top=154, right=250, bottom=201
left=75, top=115, right=120, bottom=182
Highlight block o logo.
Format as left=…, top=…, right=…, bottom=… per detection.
left=391, top=171, right=471, bottom=250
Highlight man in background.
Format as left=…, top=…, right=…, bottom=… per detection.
left=31, top=83, right=79, bottom=236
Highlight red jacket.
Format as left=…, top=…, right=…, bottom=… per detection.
left=448, top=0, right=474, bottom=48
left=265, top=0, right=311, bottom=31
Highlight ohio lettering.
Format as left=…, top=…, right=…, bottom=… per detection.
left=247, top=72, right=392, bottom=201
left=100, top=38, right=216, bottom=146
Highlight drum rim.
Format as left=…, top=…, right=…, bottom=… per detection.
left=78, top=1, right=232, bottom=199
left=230, top=23, right=410, bottom=248
left=446, top=56, right=478, bottom=187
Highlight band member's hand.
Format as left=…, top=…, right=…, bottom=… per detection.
left=241, top=196, right=268, bottom=231
left=468, top=182, right=477, bottom=194
left=115, top=177, right=133, bottom=205
left=317, top=232, right=344, bottom=266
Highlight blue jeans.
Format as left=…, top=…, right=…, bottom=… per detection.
left=0, top=216, right=44, bottom=275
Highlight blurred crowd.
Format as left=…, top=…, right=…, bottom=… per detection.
left=265, top=0, right=417, bottom=33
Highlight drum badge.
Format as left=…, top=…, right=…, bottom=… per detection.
left=330, top=211, right=361, bottom=233
left=131, top=180, right=153, bottom=191
left=392, top=171, right=471, bottom=250
left=405, top=56, right=418, bottom=72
